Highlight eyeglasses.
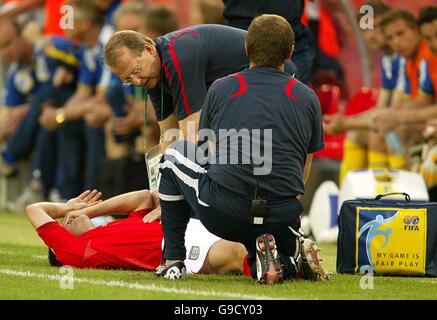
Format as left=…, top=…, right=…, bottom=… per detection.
left=122, top=54, right=143, bottom=86
left=122, top=64, right=142, bottom=86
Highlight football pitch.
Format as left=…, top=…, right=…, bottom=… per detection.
left=1, top=211, right=437, bottom=300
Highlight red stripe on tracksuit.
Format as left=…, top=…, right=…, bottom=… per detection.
left=230, top=73, right=247, bottom=98
left=285, top=79, right=301, bottom=104
left=161, top=63, right=172, bottom=87
left=168, top=30, right=199, bottom=116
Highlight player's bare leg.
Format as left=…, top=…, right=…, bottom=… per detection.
left=200, top=240, right=247, bottom=275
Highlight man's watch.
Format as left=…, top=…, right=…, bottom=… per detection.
left=56, top=109, right=65, bottom=125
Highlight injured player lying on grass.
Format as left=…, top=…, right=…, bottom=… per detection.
left=24, top=189, right=328, bottom=280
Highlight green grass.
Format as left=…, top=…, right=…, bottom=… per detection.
left=0, top=211, right=436, bottom=300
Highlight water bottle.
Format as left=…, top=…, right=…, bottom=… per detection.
left=384, top=131, right=405, bottom=156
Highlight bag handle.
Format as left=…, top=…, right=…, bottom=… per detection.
left=375, top=192, right=411, bottom=201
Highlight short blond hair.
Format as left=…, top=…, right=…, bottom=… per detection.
left=104, top=30, right=154, bottom=67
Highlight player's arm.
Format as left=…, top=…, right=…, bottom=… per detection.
left=397, top=101, right=437, bottom=125
left=39, top=84, right=94, bottom=133
left=148, top=86, right=179, bottom=150
left=53, top=51, right=108, bottom=124
left=178, top=110, right=201, bottom=144
left=323, top=108, right=377, bottom=135
left=26, top=190, right=102, bottom=229
left=0, top=0, right=44, bottom=19
left=306, top=91, right=324, bottom=184
left=323, top=86, right=396, bottom=135
left=375, top=89, right=392, bottom=109
left=159, top=112, right=180, bottom=150
left=62, top=84, right=95, bottom=121
left=374, top=74, right=436, bottom=129
left=114, top=94, right=145, bottom=133
left=39, top=84, right=94, bottom=131
left=297, top=153, right=314, bottom=201
left=63, top=190, right=159, bottom=225
left=303, top=153, right=314, bottom=185
left=0, top=103, right=30, bottom=139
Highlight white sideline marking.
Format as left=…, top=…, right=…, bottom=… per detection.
left=33, top=255, right=47, bottom=260
left=0, top=268, right=288, bottom=300
left=0, top=250, right=46, bottom=260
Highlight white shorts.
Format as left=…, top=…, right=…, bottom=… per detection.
left=161, top=218, right=221, bottom=274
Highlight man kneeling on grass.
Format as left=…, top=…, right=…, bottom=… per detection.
left=25, top=189, right=251, bottom=275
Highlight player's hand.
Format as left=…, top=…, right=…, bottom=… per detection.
left=143, top=206, right=161, bottom=223
left=84, top=104, right=111, bottom=128
left=7, top=105, right=29, bottom=129
left=0, top=118, right=9, bottom=141
left=39, top=104, right=59, bottom=131
left=63, top=190, right=102, bottom=225
left=372, top=108, right=398, bottom=132
left=424, top=119, right=437, bottom=140
left=323, top=113, right=346, bottom=135
left=0, top=107, right=28, bottom=140
left=112, top=104, right=143, bottom=135
left=53, top=67, right=75, bottom=88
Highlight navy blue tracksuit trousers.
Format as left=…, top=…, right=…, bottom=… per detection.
left=159, top=141, right=302, bottom=278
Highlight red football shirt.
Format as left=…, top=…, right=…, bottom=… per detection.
left=37, top=209, right=163, bottom=270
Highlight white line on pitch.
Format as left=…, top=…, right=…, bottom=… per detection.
left=0, top=250, right=46, bottom=260
left=0, top=268, right=290, bottom=300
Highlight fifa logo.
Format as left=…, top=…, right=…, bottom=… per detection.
left=403, top=216, right=420, bottom=231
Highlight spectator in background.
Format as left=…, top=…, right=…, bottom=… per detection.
left=370, top=6, right=437, bottom=184
left=39, top=2, right=113, bottom=199
left=190, top=0, right=226, bottom=25
left=105, top=1, right=148, bottom=160
left=370, top=9, right=435, bottom=156
left=222, top=0, right=315, bottom=85
left=98, top=1, right=154, bottom=199
left=144, top=5, right=178, bottom=40
left=91, top=0, right=121, bottom=25
left=0, top=17, right=82, bottom=209
left=326, top=9, right=435, bottom=172
left=324, top=1, right=406, bottom=184
left=418, top=6, right=437, bottom=56
left=0, top=19, right=35, bottom=146
left=350, top=1, right=401, bottom=173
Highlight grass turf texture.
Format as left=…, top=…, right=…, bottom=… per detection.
left=1, top=211, right=437, bottom=300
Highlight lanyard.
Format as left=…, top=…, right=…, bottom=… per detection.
left=143, top=76, right=164, bottom=153
left=143, top=77, right=164, bottom=192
